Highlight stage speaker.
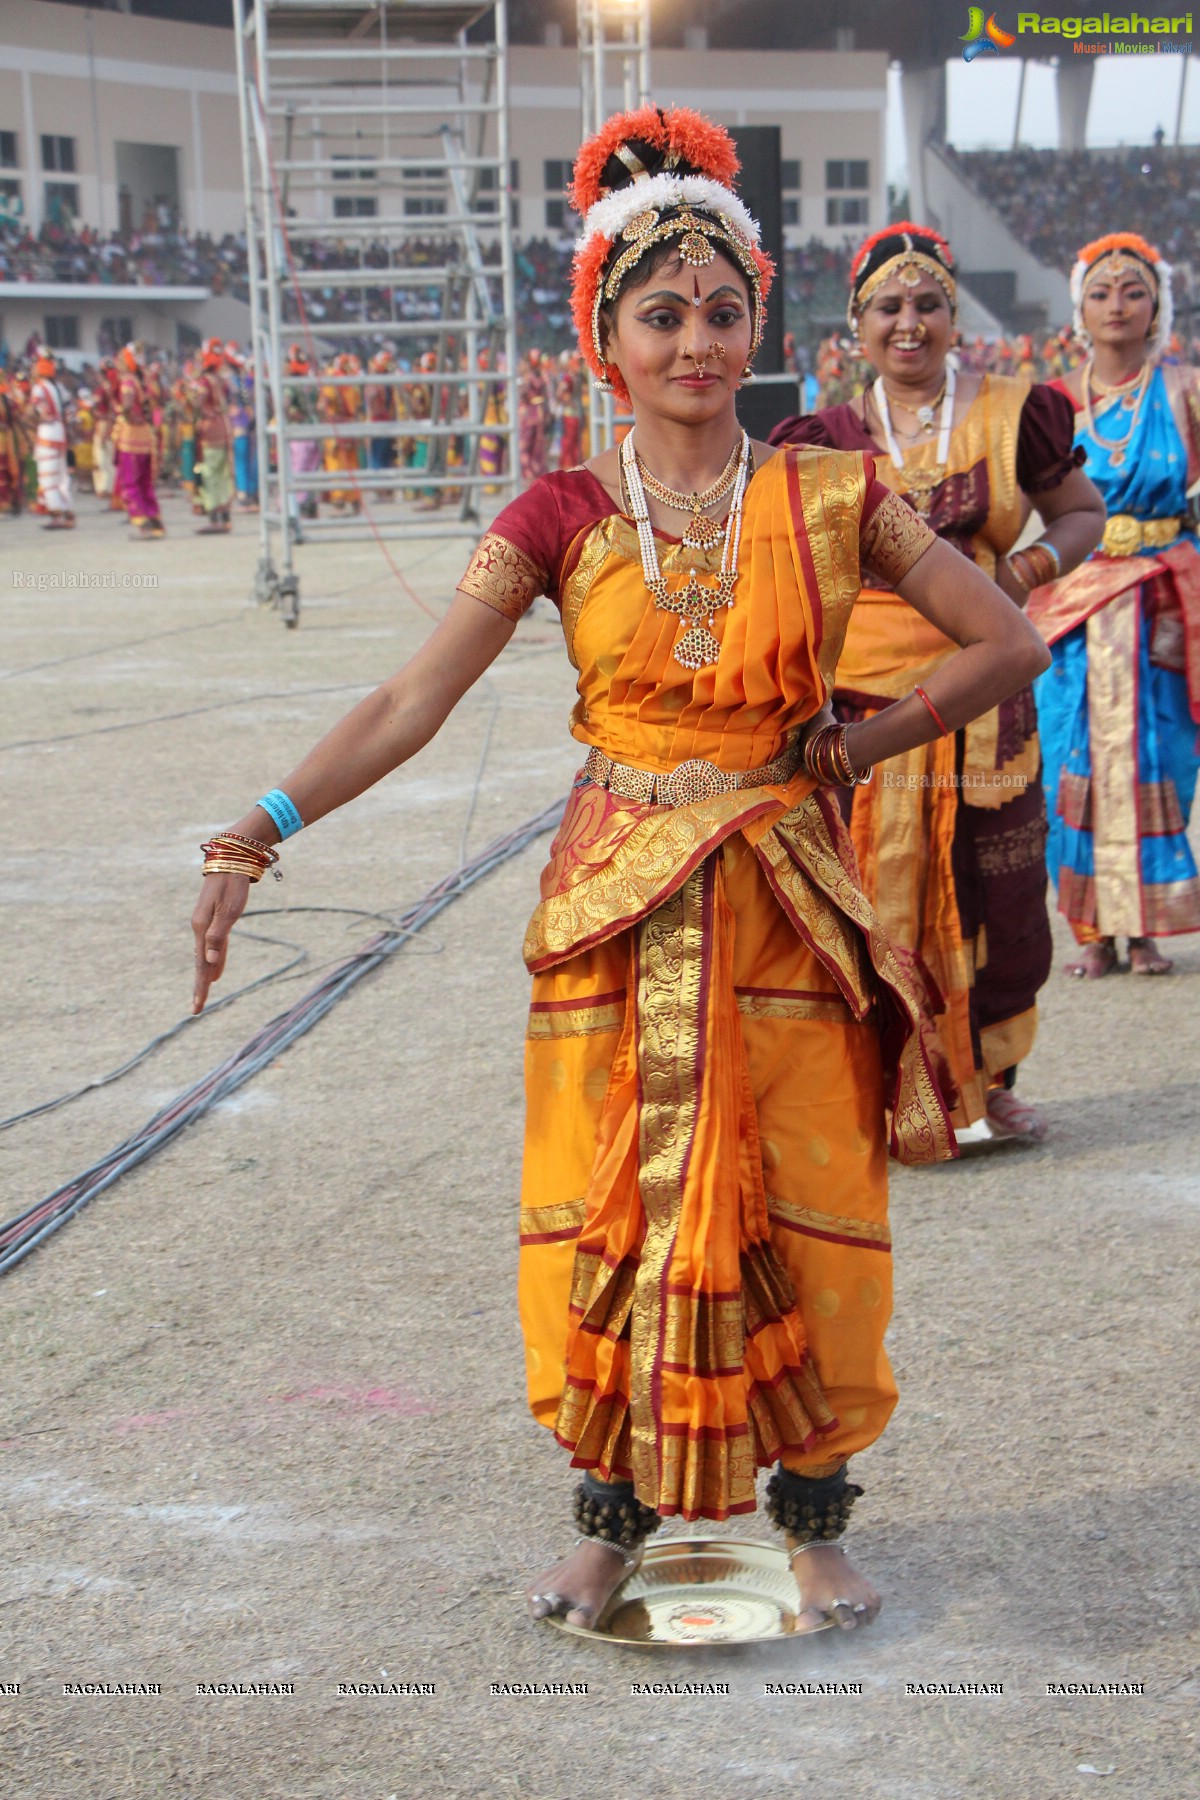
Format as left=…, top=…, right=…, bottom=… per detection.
left=727, top=124, right=799, bottom=437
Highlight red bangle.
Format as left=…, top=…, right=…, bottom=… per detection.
left=913, top=685, right=950, bottom=737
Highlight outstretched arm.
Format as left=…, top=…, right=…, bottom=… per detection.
left=845, top=537, right=1051, bottom=775
left=191, top=592, right=515, bottom=1013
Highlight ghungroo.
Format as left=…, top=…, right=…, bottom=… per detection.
left=764, top=1465, right=863, bottom=1542
left=572, top=1473, right=661, bottom=1552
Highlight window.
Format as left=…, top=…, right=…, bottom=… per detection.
left=783, top=198, right=800, bottom=227
left=41, top=135, right=76, bottom=173
left=331, top=152, right=377, bottom=182
left=826, top=159, right=869, bottom=191
left=402, top=195, right=445, bottom=218
left=781, top=160, right=801, bottom=192
left=333, top=194, right=378, bottom=218
left=44, top=314, right=79, bottom=349
left=0, top=130, right=17, bottom=168
left=545, top=198, right=567, bottom=231
left=543, top=158, right=571, bottom=192
left=44, top=181, right=79, bottom=222
left=826, top=195, right=869, bottom=226
left=101, top=315, right=134, bottom=347
left=476, top=160, right=519, bottom=215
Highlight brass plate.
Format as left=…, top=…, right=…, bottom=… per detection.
left=545, top=1537, right=834, bottom=1649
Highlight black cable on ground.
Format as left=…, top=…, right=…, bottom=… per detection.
left=0, top=798, right=565, bottom=1277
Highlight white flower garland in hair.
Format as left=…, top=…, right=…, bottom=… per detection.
left=1070, top=251, right=1173, bottom=359
left=577, top=173, right=762, bottom=252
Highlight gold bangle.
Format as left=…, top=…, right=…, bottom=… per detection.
left=202, top=858, right=265, bottom=882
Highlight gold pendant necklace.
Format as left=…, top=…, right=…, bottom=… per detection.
left=1082, top=356, right=1150, bottom=469
left=635, top=438, right=742, bottom=553
left=622, top=430, right=751, bottom=670
left=880, top=375, right=947, bottom=434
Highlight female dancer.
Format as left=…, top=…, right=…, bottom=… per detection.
left=772, top=225, right=1105, bottom=1140
left=190, top=111, right=1049, bottom=1635
left=1028, top=233, right=1200, bottom=975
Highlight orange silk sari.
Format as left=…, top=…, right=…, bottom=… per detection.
left=517, top=449, right=954, bottom=1522
left=835, top=380, right=1044, bottom=1125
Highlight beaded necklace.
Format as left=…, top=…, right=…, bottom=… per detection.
left=621, top=428, right=752, bottom=671
left=1081, top=356, right=1150, bottom=469
left=872, top=361, right=956, bottom=516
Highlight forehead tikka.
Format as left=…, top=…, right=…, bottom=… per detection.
left=1082, top=249, right=1158, bottom=296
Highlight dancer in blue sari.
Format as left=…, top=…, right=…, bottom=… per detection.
left=1028, top=232, right=1200, bottom=977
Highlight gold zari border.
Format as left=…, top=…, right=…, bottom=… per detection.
left=520, top=1198, right=588, bottom=1240
left=458, top=531, right=544, bottom=622
left=765, top=1192, right=892, bottom=1249
left=735, top=990, right=852, bottom=1023
left=628, top=872, right=705, bottom=1501
left=526, top=1002, right=625, bottom=1039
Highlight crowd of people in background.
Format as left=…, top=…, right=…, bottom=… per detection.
left=0, top=218, right=246, bottom=295
left=3, top=314, right=1200, bottom=537
left=946, top=143, right=1200, bottom=290
left=0, top=334, right=593, bottom=532
left=5, top=134, right=1200, bottom=531
left=0, top=216, right=862, bottom=352
left=5, top=145, right=1200, bottom=354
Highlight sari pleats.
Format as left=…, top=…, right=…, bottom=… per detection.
left=515, top=447, right=952, bottom=1520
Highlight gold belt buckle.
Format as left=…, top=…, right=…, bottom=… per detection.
left=657, top=757, right=731, bottom=807
left=1102, top=514, right=1142, bottom=557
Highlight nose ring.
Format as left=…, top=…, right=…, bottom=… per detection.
left=685, top=340, right=727, bottom=373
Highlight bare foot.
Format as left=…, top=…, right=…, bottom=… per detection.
left=788, top=1541, right=881, bottom=1633
left=526, top=1538, right=637, bottom=1629
left=1128, top=936, right=1173, bottom=975
left=1063, top=938, right=1118, bottom=979
left=985, top=1088, right=1047, bottom=1142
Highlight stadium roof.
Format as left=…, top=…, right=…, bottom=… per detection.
left=39, top=0, right=973, bottom=62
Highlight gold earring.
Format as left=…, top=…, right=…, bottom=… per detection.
left=738, top=363, right=756, bottom=387
left=594, top=358, right=615, bottom=395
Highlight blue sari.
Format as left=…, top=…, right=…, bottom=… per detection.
left=1029, top=367, right=1200, bottom=940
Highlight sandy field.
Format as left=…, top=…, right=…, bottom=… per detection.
left=1, top=485, right=1197, bottom=1800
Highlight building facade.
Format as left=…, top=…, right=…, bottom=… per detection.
left=0, top=1, right=886, bottom=363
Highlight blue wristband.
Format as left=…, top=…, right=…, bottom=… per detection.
left=257, top=788, right=304, bottom=840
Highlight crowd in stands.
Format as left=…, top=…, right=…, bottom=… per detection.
left=13, top=190, right=1199, bottom=377
left=0, top=215, right=855, bottom=357
left=946, top=144, right=1200, bottom=282
left=0, top=219, right=246, bottom=292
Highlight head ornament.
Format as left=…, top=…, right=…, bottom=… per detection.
left=847, top=221, right=957, bottom=329
left=568, top=105, right=774, bottom=404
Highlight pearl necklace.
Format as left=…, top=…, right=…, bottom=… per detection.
left=1081, top=357, right=1150, bottom=469
left=873, top=361, right=956, bottom=516
left=621, top=428, right=752, bottom=671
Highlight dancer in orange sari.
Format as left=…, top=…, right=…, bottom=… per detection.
left=772, top=225, right=1105, bottom=1139
left=190, top=109, right=1049, bottom=1637
left=320, top=353, right=362, bottom=513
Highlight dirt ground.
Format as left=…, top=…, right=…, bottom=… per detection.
left=1, top=486, right=1197, bottom=1800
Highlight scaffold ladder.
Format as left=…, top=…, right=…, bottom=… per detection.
left=232, top=0, right=519, bottom=625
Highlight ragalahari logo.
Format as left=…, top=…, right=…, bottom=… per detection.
left=961, top=7, right=1018, bottom=57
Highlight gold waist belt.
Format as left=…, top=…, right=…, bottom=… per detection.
left=1102, top=514, right=1182, bottom=557
left=583, top=739, right=800, bottom=808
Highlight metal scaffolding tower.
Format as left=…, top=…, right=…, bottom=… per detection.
left=575, top=0, right=651, bottom=454
left=233, top=0, right=519, bottom=625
